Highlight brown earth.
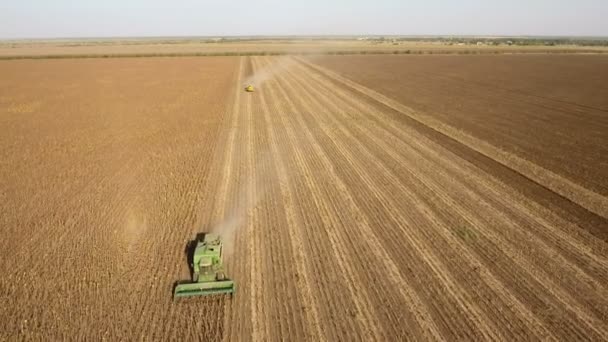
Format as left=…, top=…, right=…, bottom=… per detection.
left=312, top=54, right=608, bottom=197
left=1, top=55, right=607, bottom=341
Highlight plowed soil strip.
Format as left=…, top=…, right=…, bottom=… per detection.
left=277, top=58, right=504, bottom=340
left=289, top=57, right=608, bottom=339
left=260, top=58, right=381, bottom=341
left=297, top=57, right=608, bottom=220
left=258, top=55, right=601, bottom=337
left=253, top=57, right=323, bottom=341
left=292, top=59, right=608, bottom=277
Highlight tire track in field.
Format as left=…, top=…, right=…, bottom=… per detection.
left=209, top=61, right=243, bottom=341
left=291, top=57, right=608, bottom=334
left=276, top=57, right=509, bottom=340
left=260, top=59, right=358, bottom=340
left=296, top=58, right=608, bottom=220
left=295, top=58, right=608, bottom=283
left=256, top=58, right=401, bottom=341
left=296, top=58, right=608, bottom=270
left=230, top=100, right=255, bottom=340
left=288, top=56, right=600, bottom=340
left=246, top=56, right=300, bottom=340
left=248, top=58, right=272, bottom=340
left=270, top=59, right=451, bottom=340
left=222, top=56, right=283, bottom=341
left=258, top=58, right=385, bottom=341
left=229, top=57, right=253, bottom=341
left=250, top=57, right=312, bottom=340
left=294, top=58, right=608, bottom=282
left=245, top=67, right=263, bottom=341
left=263, top=73, right=376, bottom=340
left=254, top=56, right=325, bottom=342
left=294, top=77, right=584, bottom=340
left=264, top=57, right=451, bottom=340
left=288, top=56, right=608, bottom=340
left=282, top=60, right=542, bottom=339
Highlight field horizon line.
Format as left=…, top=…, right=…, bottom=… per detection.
left=1, top=48, right=608, bottom=60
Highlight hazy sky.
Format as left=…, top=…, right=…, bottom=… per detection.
left=1, top=1, right=607, bottom=39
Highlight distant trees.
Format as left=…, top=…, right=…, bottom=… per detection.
left=391, top=36, right=608, bottom=47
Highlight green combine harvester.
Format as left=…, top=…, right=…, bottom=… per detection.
left=174, top=233, right=235, bottom=298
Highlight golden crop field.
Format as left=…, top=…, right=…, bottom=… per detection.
left=1, top=54, right=607, bottom=340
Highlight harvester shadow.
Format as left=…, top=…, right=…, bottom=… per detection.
left=171, top=232, right=207, bottom=301
left=185, top=232, right=207, bottom=278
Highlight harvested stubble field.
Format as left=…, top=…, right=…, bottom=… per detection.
left=1, top=54, right=607, bottom=341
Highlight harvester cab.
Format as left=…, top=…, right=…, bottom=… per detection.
left=173, top=233, right=235, bottom=298
left=245, top=85, right=255, bottom=92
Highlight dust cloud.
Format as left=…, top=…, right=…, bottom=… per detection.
left=208, top=152, right=272, bottom=260
left=209, top=47, right=330, bottom=258
left=242, top=46, right=332, bottom=89
left=243, top=55, right=297, bottom=88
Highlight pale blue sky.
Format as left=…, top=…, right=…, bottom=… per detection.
left=1, top=1, right=607, bottom=39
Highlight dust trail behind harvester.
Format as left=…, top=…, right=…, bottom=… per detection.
left=210, top=50, right=330, bottom=258
left=242, top=56, right=297, bottom=88
left=242, top=45, right=331, bottom=89
left=207, top=152, right=272, bottom=260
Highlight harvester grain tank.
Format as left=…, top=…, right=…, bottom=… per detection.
left=174, top=233, right=235, bottom=298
